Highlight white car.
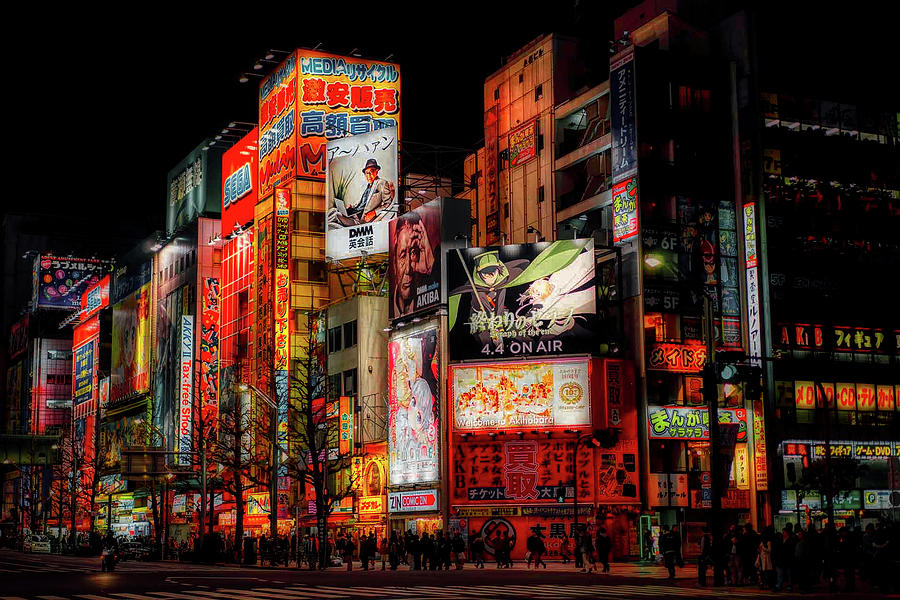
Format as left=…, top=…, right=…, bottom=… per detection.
left=24, top=534, right=51, bottom=554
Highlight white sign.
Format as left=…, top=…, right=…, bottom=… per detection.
left=864, top=490, right=899, bottom=510
left=649, top=473, right=688, bottom=507
left=388, top=489, right=439, bottom=513
left=325, top=127, right=398, bottom=261
left=178, top=315, right=194, bottom=465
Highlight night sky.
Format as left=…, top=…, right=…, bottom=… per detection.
left=6, top=1, right=895, bottom=254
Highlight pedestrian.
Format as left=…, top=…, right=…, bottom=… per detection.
left=756, top=527, right=775, bottom=589
left=471, top=534, right=485, bottom=568
left=422, top=533, right=435, bottom=570
left=661, top=527, right=676, bottom=579
left=534, top=532, right=547, bottom=569
left=493, top=532, right=504, bottom=568
left=726, top=526, right=741, bottom=585
left=573, top=529, right=584, bottom=569
left=388, top=532, right=399, bottom=570
left=739, top=523, right=758, bottom=585
left=368, top=532, right=378, bottom=570
left=500, top=531, right=513, bottom=568
left=452, top=531, right=466, bottom=569
left=837, top=526, right=856, bottom=592
left=560, top=533, right=572, bottom=564
left=671, top=524, right=684, bottom=568
left=698, top=526, right=713, bottom=586
left=773, top=523, right=795, bottom=592
left=440, top=532, right=452, bottom=570
left=595, top=527, right=610, bottom=573
left=581, top=527, right=597, bottom=573
left=342, top=534, right=354, bottom=571
left=794, top=529, right=812, bottom=592
left=642, top=527, right=654, bottom=561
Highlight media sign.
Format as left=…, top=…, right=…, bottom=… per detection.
left=258, top=50, right=402, bottom=195
left=388, top=490, right=439, bottom=513
left=446, top=239, right=597, bottom=360
left=81, top=275, right=110, bottom=320
left=325, top=127, right=398, bottom=261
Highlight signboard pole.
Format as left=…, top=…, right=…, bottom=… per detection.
left=702, top=294, right=724, bottom=586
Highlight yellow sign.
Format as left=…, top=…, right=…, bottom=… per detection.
left=454, top=506, right=521, bottom=518
left=359, top=495, right=385, bottom=515
left=733, top=444, right=749, bottom=490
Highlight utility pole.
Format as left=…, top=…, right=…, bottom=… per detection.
left=701, top=293, right=724, bottom=586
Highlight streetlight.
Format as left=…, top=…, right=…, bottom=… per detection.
left=644, top=254, right=723, bottom=584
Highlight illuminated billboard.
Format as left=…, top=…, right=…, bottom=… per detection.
left=508, top=119, right=537, bottom=167
left=111, top=282, right=152, bottom=402
left=325, top=127, right=398, bottom=261
left=648, top=405, right=748, bottom=441
left=200, top=278, right=220, bottom=438
left=388, top=325, right=440, bottom=485
left=178, top=315, right=194, bottom=465
left=72, top=314, right=98, bottom=408
left=450, top=359, right=591, bottom=431
left=273, top=188, right=291, bottom=487
left=221, top=127, right=259, bottom=232
left=258, top=50, right=401, bottom=195
left=33, top=255, right=110, bottom=310
left=446, top=240, right=597, bottom=360
left=166, top=141, right=223, bottom=235
left=81, top=275, right=110, bottom=320
left=389, top=201, right=441, bottom=321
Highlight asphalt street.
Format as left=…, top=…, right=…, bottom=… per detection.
left=0, top=550, right=885, bottom=600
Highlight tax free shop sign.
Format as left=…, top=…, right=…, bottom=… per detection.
left=178, top=315, right=194, bottom=465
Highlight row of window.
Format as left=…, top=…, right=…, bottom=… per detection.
left=159, top=248, right=198, bottom=283
left=328, top=321, right=357, bottom=353
left=328, top=368, right=357, bottom=398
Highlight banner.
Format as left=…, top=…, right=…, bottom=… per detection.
left=450, top=359, right=591, bottom=431
left=647, top=406, right=748, bottom=441
left=325, top=127, right=398, bottom=260
left=34, top=255, right=109, bottom=310
left=178, top=315, right=194, bottom=465
left=484, top=105, right=500, bottom=244
left=200, top=278, right=220, bottom=438
left=389, top=201, right=441, bottom=321
left=111, top=282, right=152, bottom=402
left=446, top=240, right=597, bottom=360
left=274, top=187, right=291, bottom=488
left=508, top=120, right=537, bottom=167
left=388, top=326, right=440, bottom=485
left=610, top=48, right=638, bottom=180
left=73, top=339, right=96, bottom=406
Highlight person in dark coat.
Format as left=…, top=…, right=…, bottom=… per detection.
left=595, top=527, right=611, bottom=573
left=470, top=534, right=485, bottom=568
left=661, top=527, right=677, bottom=579
left=698, top=527, right=713, bottom=585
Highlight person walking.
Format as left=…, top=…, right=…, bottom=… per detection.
left=560, top=533, right=572, bottom=564
left=774, top=524, right=795, bottom=592
left=581, top=528, right=597, bottom=573
left=595, top=527, right=611, bottom=573
left=671, top=524, right=684, bottom=568
left=726, top=526, right=742, bottom=585
left=756, top=527, right=775, bottom=589
left=573, top=529, right=584, bottom=569
left=342, top=534, right=354, bottom=571
left=661, top=527, right=677, bottom=579
left=698, top=527, right=713, bottom=586
left=452, top=531, right=466, bottom=569
left=388, top=532, right=399, bottom=570
left=471, top=534, right=485, bottom=569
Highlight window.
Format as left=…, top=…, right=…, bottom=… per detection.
left=328, top=373, right=342, bottom=398
left=494, top=88, right=499, bottom=101
left=343, top=369, right=358, bottom=397
left=292, top=259, right=327, bottom=283
left=292, top=211, right=325, bottom=232
left=535, top=84, right=543, bottom=101
left=328, top=326, right=342, bottom=352
left=518, top=73, right=523, bottom=83
left=649, top=440, right=687, bottom=473
left=343, top=320, right=357, bottom=348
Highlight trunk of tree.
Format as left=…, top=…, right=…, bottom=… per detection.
left=149, top=480, right=162, bottom=557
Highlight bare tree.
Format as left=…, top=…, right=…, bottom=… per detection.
left=282, top=309, right=359, bottom=568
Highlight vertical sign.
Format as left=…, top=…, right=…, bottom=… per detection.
left=178, top=315, right=194, bottom=465
left=484, top=105, right=500, bottom=244
left=259, top=54, right=299, bottom=198
left=610, top=48, right=640, bottom=245
left=200, top=278, right=220, bottom=439
left=752, top=398, right=768, bottom=491
left=273, top=187, right=291, bottom=489
left=339, top=395, right=353, bottom=455
left=743, top=202, right=761, bottom=366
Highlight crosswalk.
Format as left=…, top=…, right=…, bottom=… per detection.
left=0, top=557, right=248, bottom=574
left=1, top=583, right=765, bottom=600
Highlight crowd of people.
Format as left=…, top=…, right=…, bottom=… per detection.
left=688, top=520, right=897, bottom=594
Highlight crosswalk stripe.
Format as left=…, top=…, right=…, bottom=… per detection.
left=260, top=588, right=357, bottom=598
left=1, top=596, right=29, bottom=600
left=164, top=592, right=235, bottom=600
left=217, top=589, right=319, bottom=600
left=110, top=594, right=165, bottom=600
left=74, top=595, right=120, bottom=600
left=36, top=596, right=70, bottom=600
left=146, top=594, right=214, bottom=600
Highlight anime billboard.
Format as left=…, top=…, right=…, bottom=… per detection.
left=388, top=325, right=440, bottom=485
left=111, top=282, right=152, bottom=402
left=154, top=287, right=184, bottom=453
left=325, top=127, right=398, bottom=261
left=447, top=239, right=597, bottom=360
left=450, top=359, right=592, bottom=431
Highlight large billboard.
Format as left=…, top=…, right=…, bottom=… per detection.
left=388, top=325, right=440, bottom=485
left=81, top=275, right=110, bottom=320
left=111, top=282, right=152, bottom=402
left=154, top=286, right=185, bottom=454
left=273, top=188, right=291, bottom=488
left=178, top=315, right=194, bottom=465
left=446, top=239, right=597, bottom=360
left=166, top=141, right=223, bottom=235
left=33, top=256, right=110, bottom=310
left=450, top=358, right=591, bottom=431
left=325, top=127, right=398, bottom=261
left=389, top=201, right=441, bottom=321
left=258, top=49, right=401, bottom=195
left=200, top=278, right=220, bottom=439
left=221, top=127, right=259, bottom=232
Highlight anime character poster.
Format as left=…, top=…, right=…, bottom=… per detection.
left=200, top=278, right=220, bottom=438
left=388, top=325, right=439, bottom=485
left=100, top=412, right=146, bottom=470
left=325, top=127, right=398, bottom=261
left=153, top=287, right=184, bottom=453
left=447, top=239, right=597, bottom=360
left=111, top=282, right=152, bottom=402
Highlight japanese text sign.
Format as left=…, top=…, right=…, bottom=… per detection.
left=508, top=120, right=537, bottom=167
left=612, top=177, right=639, bottom=243
left=647, top=405, right=747, bottom=441
left=34, top=255, right=109, bottom=310
left=646, top=342, right=707, bottom=373
left=177, top=315, right=194, bottom=465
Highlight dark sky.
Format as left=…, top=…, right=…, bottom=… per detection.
left=6, top=1, right=895, bottom=254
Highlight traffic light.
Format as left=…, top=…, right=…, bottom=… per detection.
left=556, top=486, right=567, bottom=503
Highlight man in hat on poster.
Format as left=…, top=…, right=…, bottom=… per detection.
left=358, top=158, right=395, bottom=218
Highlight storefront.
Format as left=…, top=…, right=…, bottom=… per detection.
left=387, top=489, right=442, bottom=535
